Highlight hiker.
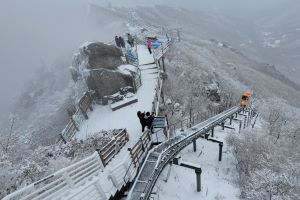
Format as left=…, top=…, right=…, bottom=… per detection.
left=127, top=33, right=134, bottom=47
left=137, top=111, right=146, bottom=132
left=148, top=112, right=155, bottom=132
left=144, top=112, right=150, bottom=129
left=147, top=38, right=152, bottom=54
left=115, top=36, right=121, bottom=48
left=119, top=36, right=125, bottom=48
left=145, top=112, right=155, bottom=132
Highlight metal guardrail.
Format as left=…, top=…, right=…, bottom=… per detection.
left=153, top=39, right=173, bottom=61
left=168, top=106, right=230, bottom=136
left=127, top=106, right=243, bottom=200
left=152, top=75, right=162, bottom=115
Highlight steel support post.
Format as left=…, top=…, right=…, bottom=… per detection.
left=195, top=168, right=202, bottom=192
left=193, top=139, right=197, bottom=152
left=180, top=121, right=184, bottom=132
left=218, top=143, right=223, bottom=161
left=162, top=56, right=166, bottom=72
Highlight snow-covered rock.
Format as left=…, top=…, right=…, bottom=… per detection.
left=166, top=98, right=172, bottom=105
left=71, top=42, right=138, bottom=100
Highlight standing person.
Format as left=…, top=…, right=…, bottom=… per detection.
left=127, top=33, right=134, bottom=47
left=137, top=111, right=146, bottom=132
left=148, top=112, right=155, bottom=132
left=147, top=38, right=152, bottom=54
left=115, top=36, right=120, bottom=47
left=144, top=112, right=150, bottom=130
left=119, top=36, right=125, bottom=48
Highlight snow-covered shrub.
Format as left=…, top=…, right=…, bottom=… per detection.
left=227, top=124, right=300, bottom=199
left=162, top=43, right=238, bottom=127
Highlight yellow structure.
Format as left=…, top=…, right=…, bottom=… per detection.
left=240, top=91, right=252, bottom=107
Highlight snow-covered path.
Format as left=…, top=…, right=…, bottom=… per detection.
left=71, top=44, right=160, bottom=195
left=76, top=45, right=157, bottom=144
left=138, top=45, right=155, bottom=66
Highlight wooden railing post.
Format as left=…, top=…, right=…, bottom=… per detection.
left=96, top=150, right=105, bottom=170
left=60, top=133, right=67, bottom=144
left=140, top=138, right=145, bottom=152
left=80, top=107, right=88, bottom=120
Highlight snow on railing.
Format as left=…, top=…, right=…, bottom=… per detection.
left=98, top=129, right=129, bottom=167
left=59, top=92, right=94, bottom=144
left=168, top=106, right=231, bottom=136
left=3, top=152, right=107, bottom=200
left=129, top=130, right=152, bottom=168
left=153, top=39, right=173, bottom=61
left=128, top=106, right=244, bottom=200
left=108, top=131, right=152, bottom=191
left=152, top=74, right=163, bottom=115
left=108, top=158, right=131, bottom=189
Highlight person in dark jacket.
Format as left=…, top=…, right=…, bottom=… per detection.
left=127, top=33, right=134, bottom=47
left=115, top=36, right=121, bottom=47
left=137, top=111, right=146, bottom=132
left=119, top=36, right=125, bottom=48
left=145, top=112, right=154, bottom=131
left=148, top=112, right=155, bottom=132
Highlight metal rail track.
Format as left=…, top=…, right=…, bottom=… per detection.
left=127, top=106, right=242, bottom=200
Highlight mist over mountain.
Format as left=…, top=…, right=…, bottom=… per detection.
left=0, top=2, right=300, bottom=199
left=0, top=0, right=125, bottom=124
left=1, top=0, right=299, bottom=125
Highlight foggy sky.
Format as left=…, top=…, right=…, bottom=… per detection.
left=0, top=0, right=113, bottom=123
left=0, top=0, right=297, bottom=124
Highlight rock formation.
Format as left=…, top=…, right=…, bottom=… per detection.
left=71, top=41, right=138, bottom=101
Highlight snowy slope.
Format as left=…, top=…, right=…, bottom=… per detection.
left=154, top=125, right=240, bottom=200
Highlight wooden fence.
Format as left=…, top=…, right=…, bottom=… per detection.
left=79, top=91, right=94, bottom=119
left=59, top=91, right=94, bottom=144
left=129, top=131, right=152, bottom=168
left=98, top=129, right=129, bottom=167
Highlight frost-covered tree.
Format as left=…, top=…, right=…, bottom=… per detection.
left=227, top=100, right=300, bottom=200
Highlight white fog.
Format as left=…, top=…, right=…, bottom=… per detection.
left=0, top=0, right=299, bottom=199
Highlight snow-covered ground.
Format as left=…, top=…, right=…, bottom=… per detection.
left=76, top=45, right=157, bottom=145
left=153, top=121, right=241, bottom=200
left=55, top=44, right=161, bottom=197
